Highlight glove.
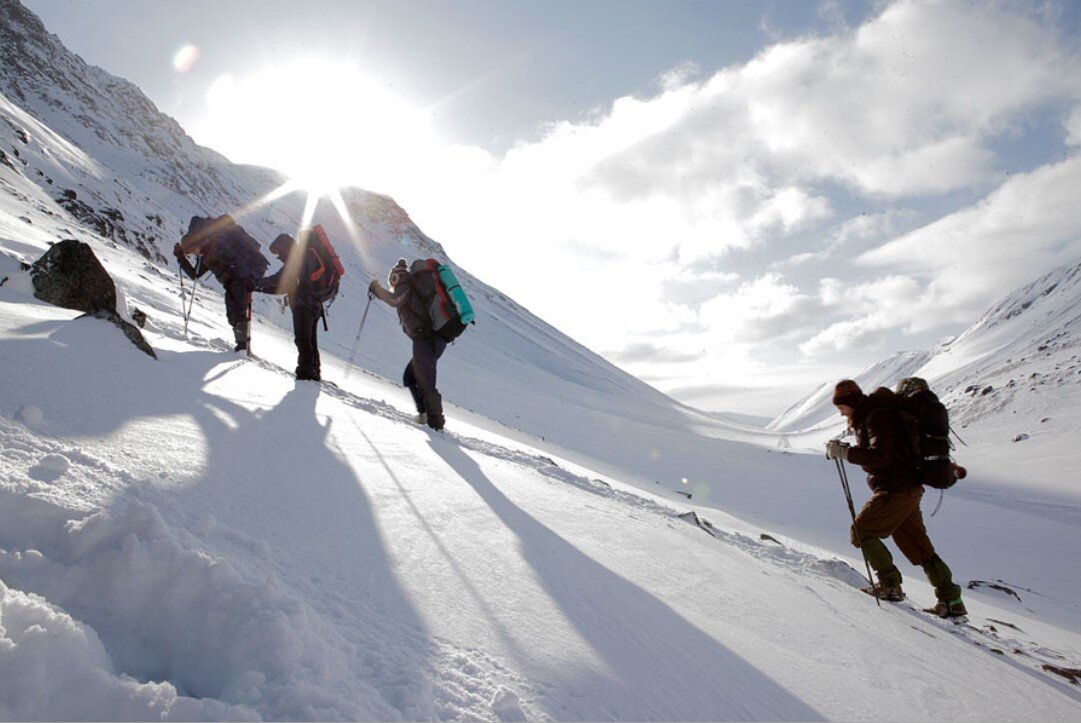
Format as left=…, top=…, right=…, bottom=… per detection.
left=173, top=243, right=185, bottom=260
left=368, top=279, right=381, bottom=293
left=825, top=439, right=850, bottom=461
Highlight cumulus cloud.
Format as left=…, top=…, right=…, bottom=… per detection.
left=394, top=0, right=1081, bottom=412
left=699, top=274, right=824, bottom=344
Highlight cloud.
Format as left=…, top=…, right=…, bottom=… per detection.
left=660, top=269, right=740, bottom=308
left=802, top=155, right=1081, bottom=355
left=859, top=155, right=1081, bottom=324
left=388, top=0, right=1081, bottom=412
left=699, top=274, right=824, bottom=344
left=608, top=342, right=702, bottom=365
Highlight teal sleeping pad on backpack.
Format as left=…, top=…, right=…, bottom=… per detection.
left=438, top=264, right=474, bottom=325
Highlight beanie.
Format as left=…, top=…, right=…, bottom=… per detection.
left=832, top=379, right=865, bottom=408
left=388, top=258, right=409, bottom=288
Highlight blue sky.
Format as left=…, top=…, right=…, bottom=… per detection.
left=25, top=0, right=1081, bottom=415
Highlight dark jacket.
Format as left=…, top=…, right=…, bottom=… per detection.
left=847, top=388, right=921, bottom=493
left=177, top=218, right=266, bottom=286
left=257, top=248, right=323, bottom=308
left=371, top=279, right=430, bottom=340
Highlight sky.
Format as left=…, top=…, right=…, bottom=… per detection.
left=23, top=0, right=1081, bottom=416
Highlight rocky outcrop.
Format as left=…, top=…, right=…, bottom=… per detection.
left=30, top=239, right=156, bottom=358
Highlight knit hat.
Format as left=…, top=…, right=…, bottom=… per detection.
left=388, top=258, right=409, bottom=288
left=832, top=379, right=865, bottom=408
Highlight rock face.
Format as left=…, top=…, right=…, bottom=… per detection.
left=30, top=238, right=117, bottom=313
left=30, top=239, right=156, bottom=358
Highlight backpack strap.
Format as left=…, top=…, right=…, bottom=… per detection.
left=308, top=247, right=326, bottom=282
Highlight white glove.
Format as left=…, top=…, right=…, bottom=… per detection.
left=825, top=439, right=850, bottom=461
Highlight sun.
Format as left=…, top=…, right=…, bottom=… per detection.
left=193, top=58, right=439, bottom=197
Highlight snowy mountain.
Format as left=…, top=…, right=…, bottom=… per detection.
left=768, top=258, right=1081, bottom=497
left=2, top=1, right=1081, bottom=719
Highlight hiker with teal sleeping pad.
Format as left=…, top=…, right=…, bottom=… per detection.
left=369, top=257, right=474, bottom=432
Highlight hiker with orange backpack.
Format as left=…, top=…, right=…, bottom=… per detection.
left=825, top=379, right=967, bottom=618
left=256, top=226, right=344, bottom=381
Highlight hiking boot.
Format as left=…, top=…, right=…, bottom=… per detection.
left=926, top=598, right=967, bottom=618
left=232, top=322, right=249, bottom=352
left=413, top=413, right=428, bottom=426
left=861, top=584, right=905, bottom=602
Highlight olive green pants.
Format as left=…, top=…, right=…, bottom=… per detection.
left=851, top=487, right=961, bottom=601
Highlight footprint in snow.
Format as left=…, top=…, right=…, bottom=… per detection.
left=28, top=453, right=70, bottom=483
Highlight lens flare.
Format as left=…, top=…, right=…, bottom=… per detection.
left=173, top=45, right=200, bottom=73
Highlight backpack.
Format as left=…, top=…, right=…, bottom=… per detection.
left=180, top=215, right=269, bottom=282
left=303, top=224, right=345, bottom=304
left=895, top=377, right=958, bottom=489
left=408, top=258, right=475, bottom=341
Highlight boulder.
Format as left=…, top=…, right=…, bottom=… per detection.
left=30, top=240, right=156, bottom=358
left=30, top=238, right=116, bottom=313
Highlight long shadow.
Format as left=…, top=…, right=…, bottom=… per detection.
left=429, top=438, right=822, bottom=721
left=0, top=318, right=438, bottom=718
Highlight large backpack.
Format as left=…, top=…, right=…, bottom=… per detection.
left=303, top=224, right=345, bottom=304
left=408, top=259, right=475, bottom=341
left=895, top=377, right=958, bottom=489
left=179, top=215, right=268, bottom=282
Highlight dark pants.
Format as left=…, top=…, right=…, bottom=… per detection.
left=224, top=280, right=252, bottom=327
left=404, top=336, right=447, bottom=429
left=293, top=304, right=321, bottom=380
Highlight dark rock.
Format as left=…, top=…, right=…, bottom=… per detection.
left=30, top=240, right=155, bottom=358
left=84, top=310, right=156, bottom=359
left=30, top=239, right=117, bottom=313
left=131, top=307, right=147, bottom=328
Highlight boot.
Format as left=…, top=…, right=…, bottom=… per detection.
left=926, top=597, right=967, bottom=618
left=232, top=322, right=249, bottom=352
left=413, top=413, right=428, bottom=426
left=861, top=584, right=904, bottom=602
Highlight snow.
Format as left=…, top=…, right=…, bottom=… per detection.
left=1, top=1, right=1080, bottom=719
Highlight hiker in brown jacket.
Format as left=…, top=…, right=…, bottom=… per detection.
left=825, top=379, right=967, bottom=618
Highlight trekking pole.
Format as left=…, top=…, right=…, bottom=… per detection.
left=342, top=291, right=374, bottom=382
left=184, top=272, right=199, bottom=338
left=834, top=456, right=881, bottom=607
left=178, top=262, right=188, bottom=334
left=246, top=297, right=253, bottom=358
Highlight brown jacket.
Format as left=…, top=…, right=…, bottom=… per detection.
left=847, top=388, right=921, bottom=493
left=371, top=279, right=431, bottom=340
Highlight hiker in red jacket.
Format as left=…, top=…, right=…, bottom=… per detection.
left=825, top=379, right=967, bottom=618
left=369, top=259, right=447, bottom=431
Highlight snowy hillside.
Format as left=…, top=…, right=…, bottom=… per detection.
left=767, top=258, right=1081, bottom=500
left=3, top=0, right=1081, bottom=718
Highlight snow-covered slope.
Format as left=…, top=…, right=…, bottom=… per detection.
left=768, top=258, right=1081, bottom=498
left=4, top=260, right=1081, bottom=720
left=3, top=1, right=1081, bottom=718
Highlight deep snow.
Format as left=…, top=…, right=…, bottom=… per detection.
left=2, top=0, right=1081, bottom=718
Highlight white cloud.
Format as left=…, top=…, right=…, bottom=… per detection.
left=1067, top=106, right=1081, bottom=147
left=802, top=155, right=1081, bottom=356
left=859, top=155, right=1081, bottom=323
left=699, top=274, right=822, bottom=345
left=387, top=0, right=1081, bottom=412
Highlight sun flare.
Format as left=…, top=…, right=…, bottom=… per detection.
left=195, top=58, right=439, bottom=197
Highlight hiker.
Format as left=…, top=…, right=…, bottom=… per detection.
left=255, top=232, right=326, bottom=381
left=369, top=258, right=447, bottom=431
left=825, top=379, right=967, bottom=618
left=174, top=215, right=268, bottom=352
